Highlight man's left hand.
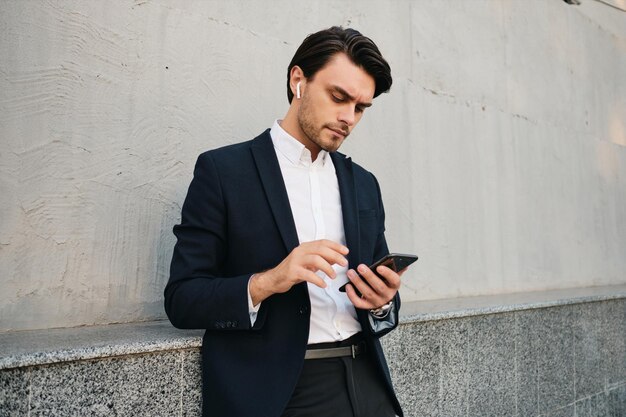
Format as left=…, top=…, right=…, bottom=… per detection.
left=345, top=264, right=403, bottom=310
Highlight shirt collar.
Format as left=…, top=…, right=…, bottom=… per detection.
left=270, top=119, right=328, bottom=166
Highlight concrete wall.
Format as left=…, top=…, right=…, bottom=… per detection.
left=1, top=0, right=625, bottom=331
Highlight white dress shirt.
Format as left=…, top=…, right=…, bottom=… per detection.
left=247, top=120, right=362, bottom=344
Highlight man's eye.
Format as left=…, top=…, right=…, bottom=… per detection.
left=332, top=95, right=344, bottom=102
left=356, top=106, right=365, bottom=113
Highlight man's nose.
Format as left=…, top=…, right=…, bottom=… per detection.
left=338, top=106, right=356, bottom=126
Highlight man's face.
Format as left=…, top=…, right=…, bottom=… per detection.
left=296, top=53, right=375, bottom=155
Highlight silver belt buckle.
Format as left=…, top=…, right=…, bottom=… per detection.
left=351, top=344, right=356, bottom=359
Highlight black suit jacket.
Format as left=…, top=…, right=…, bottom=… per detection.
left=165, top=130, right=402, bottom=417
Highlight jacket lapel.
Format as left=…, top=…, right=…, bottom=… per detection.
left=330, top=152, right=360, bottom=268
left=251, top=130, right=300, bottom=253
left=332, top=154, right=371, bottom=327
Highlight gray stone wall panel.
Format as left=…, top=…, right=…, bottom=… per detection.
left=514, top=309, right=540, bottom=417
left=608, top=384, right=626, bottom=417
left=575, top=392, right=611, bottom=417
left=28, top=352, right=182, bottom=417
left=534, top=306, right=576, bottom=414
left=0, top=367, right=29, bottom=417
left=438, top=318, right=470, bottom=417
left=181, top=350, right=202, bottom=417
left=466, top=313, right=517, bottom=417
left=0, top=299, right=624, bottom=416
left=383, top=321, right=441, bottom=417
left=574, top=301, right=611, bottom=399
left=541, top=405, right=575, bottom=417
left=605, top=301, right=626, bottom=387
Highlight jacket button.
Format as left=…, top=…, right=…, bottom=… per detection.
left=298, top=306, right=309, bottom=315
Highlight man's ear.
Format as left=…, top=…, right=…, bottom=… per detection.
left=289, top=66, right=306, bottom=99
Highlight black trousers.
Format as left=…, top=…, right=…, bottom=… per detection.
left=281, top=338, right=397, bottom=417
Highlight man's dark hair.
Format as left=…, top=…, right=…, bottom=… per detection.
left=287, top=26, right=392, bottom=103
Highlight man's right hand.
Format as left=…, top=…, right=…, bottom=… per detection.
left=249, top=239, right=349, bottom=306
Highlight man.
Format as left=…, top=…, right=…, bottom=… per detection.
left=165, top=27, right=407, bottom=417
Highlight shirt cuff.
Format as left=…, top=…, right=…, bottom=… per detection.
left=247, top=275, right=262, bottom=326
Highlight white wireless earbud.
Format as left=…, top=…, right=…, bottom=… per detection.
left=296, top=82, right=301, bottom=99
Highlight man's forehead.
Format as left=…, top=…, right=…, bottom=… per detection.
left=314, top=53, right=375, bottom=100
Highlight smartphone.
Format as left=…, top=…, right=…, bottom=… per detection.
left=338, top=253, right=418, bottom=293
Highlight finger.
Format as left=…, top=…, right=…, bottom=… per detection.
left=297, top=241, right=348, bottom=267
left=303, top=254, right=337, bottom=279
left=347, top=268, right=383, bottom=304
left=345, top=284, right=375, bottom=309
left=316, top=239, right=350, bottom=256
left=312, top=243, right=349, bottom=268
left=352, top=266, right=398, bottom=307
left=374, top=265, right=401, bottom=290
left=356, top=264, right=389, bottom=294
left=298, top=268, right=327, bottom=289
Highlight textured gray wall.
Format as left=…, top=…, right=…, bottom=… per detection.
left=1, top=1, right=625, bottom=331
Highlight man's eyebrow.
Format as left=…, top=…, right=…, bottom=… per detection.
left=332, top=86, right=373, bottom=108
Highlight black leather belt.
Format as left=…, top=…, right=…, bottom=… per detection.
left=304, top=340, right=366, bottom=360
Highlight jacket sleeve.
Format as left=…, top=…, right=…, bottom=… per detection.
left=164, top=152, right=267, bottom=331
